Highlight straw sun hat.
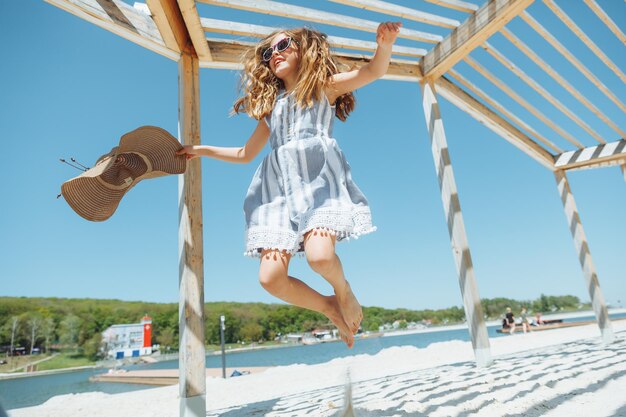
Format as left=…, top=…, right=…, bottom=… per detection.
left=61, top=126, right=187, bottom=222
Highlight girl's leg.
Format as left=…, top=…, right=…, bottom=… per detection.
left=303, top=229, right=363, bottom=334
left=258, top=249, right=354, bottom=348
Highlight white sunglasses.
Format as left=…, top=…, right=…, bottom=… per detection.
left=262, top=37, right=294, bottom=62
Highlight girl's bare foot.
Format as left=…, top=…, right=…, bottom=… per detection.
left=324, top=295, right=355, bottom=348
left=336, top=281, right=362, bottom=334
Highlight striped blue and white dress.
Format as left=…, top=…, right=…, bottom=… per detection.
left=243, top=91, right=376, bottom=257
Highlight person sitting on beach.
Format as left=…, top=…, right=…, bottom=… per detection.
left=504, top=307, right=516, bottom=334
left=519, top=307, right=531, bottom=333
left=177, top=23, right=402, bottom=348
left=534, top=312, right=545, bottom=326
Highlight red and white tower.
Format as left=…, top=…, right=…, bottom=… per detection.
left=141, top=315, right=152, bottom=348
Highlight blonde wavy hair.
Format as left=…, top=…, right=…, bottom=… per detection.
left=233, top=27, right=356, bottom=122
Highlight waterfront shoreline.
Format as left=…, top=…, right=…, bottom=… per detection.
left=10, top=319, right=626, bottom=416
left=383, top=307, right=626, bottom=337
left=0, top=365, right=97, bottom=381
left=3, top=308, right=623, bottom=381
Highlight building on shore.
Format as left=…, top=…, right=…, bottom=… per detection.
left=101, top=315, right=152, bottom=359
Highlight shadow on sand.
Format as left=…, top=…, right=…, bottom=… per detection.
left=206, top=335, right=626, bottom=416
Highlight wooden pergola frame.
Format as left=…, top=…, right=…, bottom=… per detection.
left=45, top=0, right=624, bottom=414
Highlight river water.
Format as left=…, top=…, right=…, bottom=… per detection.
left=2, top=312, right=624, bottom=411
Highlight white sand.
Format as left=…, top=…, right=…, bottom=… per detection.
left=10, top=320, right=626, bottom=417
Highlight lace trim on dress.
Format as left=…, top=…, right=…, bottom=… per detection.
left=244, top=227, right=299, bottom=257
left=300, top=206, right=374, bottom=239
left=244, top=207, right=376, bottom=257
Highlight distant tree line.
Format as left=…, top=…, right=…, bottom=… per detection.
left=0, top=295, right=587, bottom=360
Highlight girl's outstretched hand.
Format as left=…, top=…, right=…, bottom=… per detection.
left=176, top=145, right=202, bottom=160
left=376, top=21, right=402, bottom=48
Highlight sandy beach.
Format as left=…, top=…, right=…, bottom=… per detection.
left=9, top=318, right=626, bottom=416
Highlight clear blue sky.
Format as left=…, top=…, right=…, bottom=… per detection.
left=1, top=0, right=624, bottom=311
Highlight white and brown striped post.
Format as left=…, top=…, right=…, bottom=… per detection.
left=178, top=45, right=206, bottom=416
left=421, top=81, right=492, bottom=367
left=554, top=170, right=614, bottom=344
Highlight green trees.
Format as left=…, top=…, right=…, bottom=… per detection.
left=157, top=327, right=176, bottom=351
left=0, top=294, right=588, bottom=358
left=204, top=303, right=329, bottom=344
left=82, top=333, right=102, bottom=360
left=479, top=295, right=585, bottom=319
left=531, top=294, right=580, bottom=313
left=27, top=316, right=40, bottom=355
left=41, top=317, right=56, bottom=353
left=239, top=322, right=264, bottom=342
left=59, top=315, right=81, bottom=349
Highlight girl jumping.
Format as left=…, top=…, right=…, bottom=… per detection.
left=178, top=22, right=401, bottom=347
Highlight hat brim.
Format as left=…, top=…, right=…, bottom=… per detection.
left=61, top=126, right=186, bottom=222
left=61, top=175, right=127, bottom=222
left=118, top=126, right=186, bottom=175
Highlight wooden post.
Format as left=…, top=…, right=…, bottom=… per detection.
left=554, top=170, right=614, bottom=344
left=421, top=81, right=492, bottom=367
left=178, top=47, right=206, bottom=416
left=621, top=163, right=625, bottom=182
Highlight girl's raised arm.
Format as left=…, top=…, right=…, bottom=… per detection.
left=176, top=119, right=270, bottom=164
left=327, top=22, right=401, bottom=104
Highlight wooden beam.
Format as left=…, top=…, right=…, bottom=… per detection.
left=198, top=0, right=443, bottom=43
left=421, top=0, right=534, bottom=81
left=500, top=28, right=626, bottom=140
left=178, top=49, right=206, bottom=416
left=520, top=11, right=626, bottom=114
left=329, top=0, right=460, bottom=29
left=554, top=171, right=614, bottom=344
left=435, top=76, right=555, bottom=170
left=481, top=42, right=607, bottom=144
left=559, top=159, right=626, bottom=173
left=200, top=18, right=427, bottom=58
left=543, top=0, right=626, bottom=84
left=555, top=140, right=626, bottom=171
left=583, top=0, right=626, bottom=45
left=201, top=38, right=423, bottom=81
left=45, top=0, right=179, bottom=61
left=145, top=0, right=187, bottom=53
left=177, top=0, right=213, bottom=61
left=464, top=56, right=583, bottom=149
left=447, top=69, right=562, bottom=153
left=421, top=81, right=492, bottom=367
left=422, top=0, right=478, bottom=13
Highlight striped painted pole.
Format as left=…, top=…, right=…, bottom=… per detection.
left=554, top=170, right=614, bottom=344
left=421, top=81, right=492, bottom=367
left=554, top=139, right=626, bottom=171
